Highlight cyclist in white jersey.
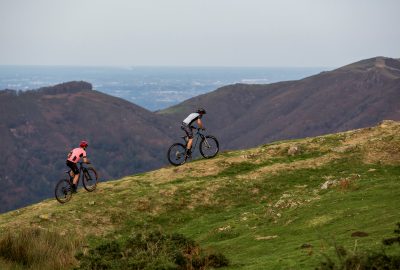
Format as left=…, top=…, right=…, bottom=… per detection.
left=181, top=108, right=206, bottom=157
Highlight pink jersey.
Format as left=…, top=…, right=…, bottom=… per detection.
left=67, top=148, right=87, bottom=163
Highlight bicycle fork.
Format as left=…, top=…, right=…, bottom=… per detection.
left=202, top=136, right=211, bottom=148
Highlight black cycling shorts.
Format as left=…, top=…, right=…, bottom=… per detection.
left=66, top=160, right=79, bottom=174
left=181, top=124, right=194, bottom=139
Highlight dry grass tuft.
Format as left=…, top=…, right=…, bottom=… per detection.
left=0, top=227, right=83, bottom=270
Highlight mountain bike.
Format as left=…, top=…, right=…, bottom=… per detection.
left=54, top=162, right=98, bottom=203
left=167, top=128, right=219, bottom=166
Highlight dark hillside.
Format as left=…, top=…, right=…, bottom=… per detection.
left=159, top=56, right=400, bottom=149
left=0, top=81, right=177, bottom=213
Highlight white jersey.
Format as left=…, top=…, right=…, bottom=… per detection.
left=183, top=113, right=201, bottom=126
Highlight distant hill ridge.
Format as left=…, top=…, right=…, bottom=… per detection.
left=338, top=56, right=400, bottom=73
left=1, top=81, right=92, bottom=95
left=37, top=81, right=93, bottom=94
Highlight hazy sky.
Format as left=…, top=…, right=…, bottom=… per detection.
left=0, top=0, right=399, bottom=67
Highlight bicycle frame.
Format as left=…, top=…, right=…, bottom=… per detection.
left=182, top=129, right=206, bottom=153
left=67, top=162, right=87, bottom=184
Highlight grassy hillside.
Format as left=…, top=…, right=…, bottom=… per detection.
left=0, top=120, right=399, bottom=269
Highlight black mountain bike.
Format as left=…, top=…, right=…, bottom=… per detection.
left=167, top=128, right=219, bottom=166
left=54, top=162, right=98, bottom=204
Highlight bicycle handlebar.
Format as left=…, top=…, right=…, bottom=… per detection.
left=78, top=161, right=91, bottom=165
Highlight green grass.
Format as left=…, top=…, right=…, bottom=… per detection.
left=104, top=158, right=399, bottom=269
left=1, top=122, right=400, bottom=269
left=158, top=161, right=398, bottom=269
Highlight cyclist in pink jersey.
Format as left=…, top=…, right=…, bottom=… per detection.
left=66, top=140, right=90, bottom=192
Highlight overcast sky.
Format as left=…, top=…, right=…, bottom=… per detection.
left=0, top=0, right=399, bottom=67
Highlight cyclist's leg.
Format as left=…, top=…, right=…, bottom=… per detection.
left=68, top=169, right=74, bottom=179
left=66, top=161, right=79, bottom=191
left=72, top=174, right=79, bottom=186
left=187, top=138, right=193, bottom=151
left=182, top=125, right=194, bottom=153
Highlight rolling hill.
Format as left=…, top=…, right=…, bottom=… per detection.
left=0, top=120, right=399, bottom=269
left=159, top=56, right=400, bottom=150
left=0, top=81, right=178, bottom=213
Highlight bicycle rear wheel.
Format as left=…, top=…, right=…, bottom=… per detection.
left=55, top=179, right=72, bottom=203
left=167, top=143, right=187, bottom=166
left=199, top=135, right=219, bottom=158
left=83, top=167, right=98, bottom=192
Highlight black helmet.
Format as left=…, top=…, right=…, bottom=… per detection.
left=197, top=108, right=206, bottom=114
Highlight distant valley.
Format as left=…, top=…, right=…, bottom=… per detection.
left=0, top=66, right=325, bottom=111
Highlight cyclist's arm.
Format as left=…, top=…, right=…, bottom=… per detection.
left=83, top=157, right=90, bottom=164
left=197, top=118, right=204, bottom=129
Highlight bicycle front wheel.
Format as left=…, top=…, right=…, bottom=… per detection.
left=83, top=167, right=98, bottom=192
left=199, top=135, right=219, bottom=158
left=55, top=179, right=72, bottom=204
left=167, top=143, right=187, bottom=166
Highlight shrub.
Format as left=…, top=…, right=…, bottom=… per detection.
left=75, top=230, right=229, bottom=270
left=316, top=223, right=400, bottom=270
